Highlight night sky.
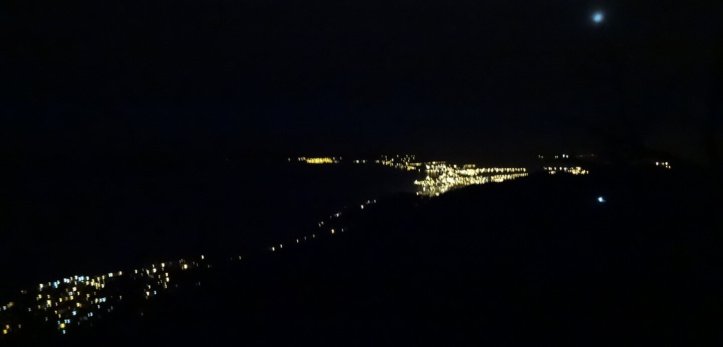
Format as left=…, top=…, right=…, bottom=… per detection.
left=3, top=1, right=722, bottom=162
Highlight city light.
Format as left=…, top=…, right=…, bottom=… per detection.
left=544, top=166, right=589, bottom=176
left=414, top=163, right=527, bottom=196
left=293, top=154, right=530, bottom=197
left=296, top=157, right=341, bottom=164
left=292, top=154, right=550, bottom=197
left=654, top=161, right=671, bottom=169
left=2, top=153, right=596, bottom=339
left=374, top=154, right=421, bottom=172
left=0, top=257, right=207, bottom=336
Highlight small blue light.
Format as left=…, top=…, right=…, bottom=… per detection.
left=592, top=11, right=605, bottom=24
left=597, top=196, right=606, bottom=203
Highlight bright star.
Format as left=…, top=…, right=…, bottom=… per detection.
left=592, top=11, right=605, bottom=24
left=597, top=196, right=606, bottom=203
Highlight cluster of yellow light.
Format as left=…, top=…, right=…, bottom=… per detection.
left=295, top=157, right=340, bottom=164
left=543, top=166, right=589, bottom=175
left=1, top=301, right=15, bottom=334
left=0, top=256, right=207, bottom=336
left=0, top=193, right=383, bottom=340
left=292, top=154, right=424, bottom=170
left=31, top=273, right=115, bottom=335
left=2, top=323, right=11, bottom=335
left=374, top=154, right=422, bottom=172
left=133, top=258, right=207, bottom=300
left=0, top=195, right=368, bottom=340
left=414, top=162, right=527, bottom=196
left=655, top=161, right=671, bottom=169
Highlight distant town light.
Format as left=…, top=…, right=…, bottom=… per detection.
left=597, top=196, right=606, bottom=203
left=296, top=157, right=339, bottom=164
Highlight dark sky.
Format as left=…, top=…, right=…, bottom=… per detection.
left=3, top=1, right=722, bottom=162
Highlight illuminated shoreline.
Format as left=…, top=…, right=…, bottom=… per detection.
left=0, top=199, right=379, bottom=339
left=2, top=154, right=599, bottom=338
left=290, top=154, right=598, bottom=196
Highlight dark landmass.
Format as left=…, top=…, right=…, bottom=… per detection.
left=0, top=159, right=416, bottom=295
left=5, top=169, right=722, bottom=346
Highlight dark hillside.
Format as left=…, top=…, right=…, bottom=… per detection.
left=23, top=171, right=723, bottom=346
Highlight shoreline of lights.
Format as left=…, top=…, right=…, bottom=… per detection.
left=3, top=154, right=604, bottom=338
left=5, top=151, right=677, bottom=340
left=291, top=155, right=532, bottom=196
left=1, top=257, right=208, bottom=336
left=293, top=157, right=342, bottom=164
left=292, top=154, right=422, bottom=171
left=0, top=198, right=379, bottom=339
left=414, top=163, right=528, bottom=196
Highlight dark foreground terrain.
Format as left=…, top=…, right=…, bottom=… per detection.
left=6, top=169, right=723, bottom=346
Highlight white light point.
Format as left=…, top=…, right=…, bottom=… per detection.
left=592, top=11, right=605, bottom=24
